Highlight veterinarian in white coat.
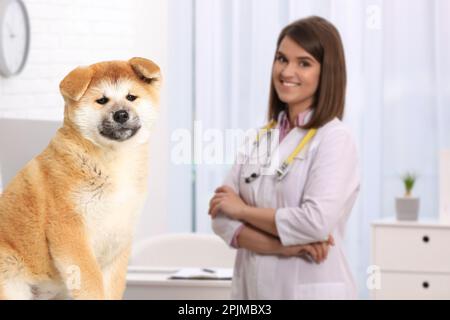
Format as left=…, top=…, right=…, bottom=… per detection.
left=209, top=17, right=360, bottom=300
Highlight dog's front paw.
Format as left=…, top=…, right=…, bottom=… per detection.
left=71, top=288, right=105, bottom=300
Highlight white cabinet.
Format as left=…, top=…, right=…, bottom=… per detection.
left=371, top=219, right=450, bottom=299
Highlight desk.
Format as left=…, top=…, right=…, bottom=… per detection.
left=124, top=267, right=232, bottom=300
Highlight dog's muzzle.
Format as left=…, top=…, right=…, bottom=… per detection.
left=99, top=109, right=141, bottom=142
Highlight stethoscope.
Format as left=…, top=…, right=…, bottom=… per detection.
left=244, top=121, right=317, bottom=183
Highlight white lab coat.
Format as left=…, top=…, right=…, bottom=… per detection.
left=212, top=113, right=360, bottom=300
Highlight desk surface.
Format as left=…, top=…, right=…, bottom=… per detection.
left=127, top=267, right=232, bottom=288
left=124, top=267, right=232, bottom=299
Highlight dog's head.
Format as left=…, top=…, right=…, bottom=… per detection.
left=60, top=58, right=161, bottom=147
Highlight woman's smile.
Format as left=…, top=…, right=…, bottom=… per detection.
left=280, top=79, right=302, bottom=87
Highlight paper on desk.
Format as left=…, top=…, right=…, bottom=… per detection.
left=169, top=268, right=233, bottom=280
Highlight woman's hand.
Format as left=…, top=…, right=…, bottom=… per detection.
left=208, top=185, right=248, bottom=220
left=279, top=235, right=335, bottom=263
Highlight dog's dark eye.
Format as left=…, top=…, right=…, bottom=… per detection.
left=96, top=97, right=109, bottom=105
left=126, top=94, right=138, bottom=102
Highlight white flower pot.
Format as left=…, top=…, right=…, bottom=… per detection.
left=396, top=197, right=420, bottom=221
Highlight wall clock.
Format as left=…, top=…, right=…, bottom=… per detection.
left=0, top=0, right=30, bottom=77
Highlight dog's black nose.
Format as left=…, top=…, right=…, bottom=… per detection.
left=113, top=110, right=129, bottom=124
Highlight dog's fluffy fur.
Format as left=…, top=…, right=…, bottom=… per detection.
left=0, top=58, right=161, bottom=300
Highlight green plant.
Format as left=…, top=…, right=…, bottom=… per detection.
left=402, top=172, right=417, bottom=197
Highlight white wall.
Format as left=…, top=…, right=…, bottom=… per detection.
left=0, top=0, right=170, bottom=242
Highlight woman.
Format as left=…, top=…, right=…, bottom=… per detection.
left=209, top=16, right=360, bottom=300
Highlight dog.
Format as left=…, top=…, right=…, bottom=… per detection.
left=0, top=57, right=161, bottom=299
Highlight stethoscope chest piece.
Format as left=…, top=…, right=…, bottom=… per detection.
left=244, top=172, right=260, bottom=184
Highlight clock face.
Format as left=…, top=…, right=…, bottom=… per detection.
left=0, top=0, right=30, bottom=77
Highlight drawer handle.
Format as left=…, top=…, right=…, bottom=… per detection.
left=422, top=235, right=430, bottom=243
left=422, top=281, right=429, bottom=289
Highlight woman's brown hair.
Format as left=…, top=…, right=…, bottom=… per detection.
left=268, top=16, right=347, bottom=129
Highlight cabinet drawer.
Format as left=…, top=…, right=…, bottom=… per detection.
left=373, top=226, right=450, bottom=273
left=373, top=272, right=450, bottom=300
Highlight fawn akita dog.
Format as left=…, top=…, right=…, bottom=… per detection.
left=0, top=58, right=161, bottom=299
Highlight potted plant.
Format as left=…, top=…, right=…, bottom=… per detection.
left=396, top=172, right=420, bottom=221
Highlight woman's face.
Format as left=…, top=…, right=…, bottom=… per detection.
left=272, top=36, right=321, bottom=111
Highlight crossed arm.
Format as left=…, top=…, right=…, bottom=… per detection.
left=208, top=186, right=333, bottom=263
left=209, top=129, right=360, bottom=263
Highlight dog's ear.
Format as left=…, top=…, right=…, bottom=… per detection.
left=59, top=66, right=94, bottom=102
left=129, top=57, right=161, bottom=87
